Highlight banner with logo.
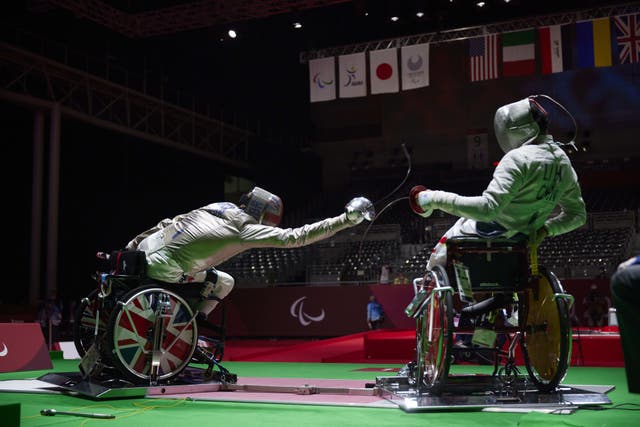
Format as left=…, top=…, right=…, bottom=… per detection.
left=309, top=56, right=336, bottom=102
left=369, top=48, right=399, bottom=94
left=401, top=43, right=429, bottom=90
left=338, top=52, right=367, bottom=98
left=212, top=285, right=415, bottom=337
left=0, top=323, right=52, bottom=373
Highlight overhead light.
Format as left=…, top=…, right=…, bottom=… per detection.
left=476, top=1, right=486, bottom=7
left=228, top=29, right=237, bottom=38
left=390, top=16, right=399, bottom=22
left=293, top=21, right=302, bottom=29
left=416, top=11, right=424, bottom=18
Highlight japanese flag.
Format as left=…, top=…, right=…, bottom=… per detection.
left=369, top=48, right=399, bottom=94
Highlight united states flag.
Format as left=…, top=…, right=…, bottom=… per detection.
left=469, top=34, right=499, bottom=81
left=613, top=14, right=639, bottom=64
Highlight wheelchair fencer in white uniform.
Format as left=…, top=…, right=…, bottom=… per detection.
left=74, top=188, right=375, bottom=385
left=404, top=95, right=586, bottom=394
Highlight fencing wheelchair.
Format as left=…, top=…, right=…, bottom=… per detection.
left=405, top=234, right=573, bottom=395
left=73, top=250, right=235, bottom=386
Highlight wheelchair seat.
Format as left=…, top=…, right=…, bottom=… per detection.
left=446, top=234, right=529, bottom=292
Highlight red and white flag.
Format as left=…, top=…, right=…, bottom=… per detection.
left=369, top=48, right=399, bottom=94
left=309, top=56, right=336, bottom=103
left=539, top=25, right=564, bottom=74
left=338, top=52, right=367, bottom=98
left=469, top=34, right=499, bottom=81
left=401, top=43, right=430, bottom=90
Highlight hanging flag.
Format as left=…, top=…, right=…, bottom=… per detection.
left=576, top=18, right=612, bottom=68
left=469, top=34, right=499, bottom=82
left=502, top=29, right=535, bottom=76
left=338, top=52, right=367, bottom=98
left=613, top=14, right=639, bottom=64
left=309, top=56, right=336, bottom=103
left=369, top=48, right=399, bottom=94
left=539, top=25, right=564, bottom=74
left=401, top=43, right=430, bottom=90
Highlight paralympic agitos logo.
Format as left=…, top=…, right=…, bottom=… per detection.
left=289, top=296, right=325, bottom=326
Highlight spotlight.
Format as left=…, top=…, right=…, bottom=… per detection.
left=476, top=1, right=486, bottom=7
left=293, top=21, right=302, bottom=29
left=228, top=29, right=237, bottom=38
left=416, top=11, right=424, bottom=18
left=390, top=16, right=399, bottom=22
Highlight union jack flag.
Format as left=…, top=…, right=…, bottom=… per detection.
left=613, top=14, right=639, bottom=64
left=114, top=291, right=195, bottom=377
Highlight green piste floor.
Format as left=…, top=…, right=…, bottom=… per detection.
left=1, top=357, right=639, bottom=427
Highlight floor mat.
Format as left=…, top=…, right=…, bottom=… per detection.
left=147, top=376, right=397, bottom=408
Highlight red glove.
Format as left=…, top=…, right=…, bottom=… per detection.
left=409, top=185, right=427, bottom=215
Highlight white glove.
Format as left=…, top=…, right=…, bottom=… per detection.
left=345, top=197, right=375, bottom=224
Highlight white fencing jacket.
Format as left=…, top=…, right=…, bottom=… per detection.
left=126, top=202, right=355, bottom=283
left=423, top=136, right=587, bottom=269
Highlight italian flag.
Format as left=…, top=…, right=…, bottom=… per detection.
left=502, top=29, right=535, bottom=76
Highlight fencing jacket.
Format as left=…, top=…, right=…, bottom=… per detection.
left=126, top=202, right=354, bottom=283
left=427, top=136, right=586, bottom=238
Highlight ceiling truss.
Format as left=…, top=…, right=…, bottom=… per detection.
left=300, top=2, right=640, bottom=61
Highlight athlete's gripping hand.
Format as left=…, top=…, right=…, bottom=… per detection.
left=409, top=185, right=434, bottom=218
left=345, top=197, right=375, bottom=224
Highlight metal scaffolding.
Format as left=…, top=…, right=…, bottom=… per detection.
left=46, top=0, right=352, bottom=38
left=299, top=2, right=640, bottom=62
left=0, top=42, right=251, bottom=169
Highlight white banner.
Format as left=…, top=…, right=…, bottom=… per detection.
left=338, top=52, right=367, bottom=98
left=369, top=48, right=399, bottom=94
left=467, top=130, right=489, bottom=169
left=309, top=56, right=336, bottom=103
left=401, top=43, right=429, bottom=90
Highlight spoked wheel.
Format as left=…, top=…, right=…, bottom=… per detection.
left=106, top=286, right=199, bottom=384
left=415, top=265, right=454, bottom=394
left=73, top=288, right=112, bottom=357
left=521, top=268, right=571, bottom=392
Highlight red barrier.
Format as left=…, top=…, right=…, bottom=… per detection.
left=211, top=284, right=416, bottom=337
left=0, top=323, right=52, bottom=373
left=211, top=279, right=615, bottom=338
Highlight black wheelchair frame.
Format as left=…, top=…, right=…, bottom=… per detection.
left=73, top=251, right=235, bottom=386
left=405, top=236, right=574, bottom=395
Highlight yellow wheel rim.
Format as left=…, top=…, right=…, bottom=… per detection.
left=525, top=275, right=562, bottom=381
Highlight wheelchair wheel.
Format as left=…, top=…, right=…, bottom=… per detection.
left=415, top=265, right=454, bottom=394
left=73, top=288, right=111, bottom=357
left=521, top=268, right=571, bottom=392
left=106, top=286, right=198, bottom=384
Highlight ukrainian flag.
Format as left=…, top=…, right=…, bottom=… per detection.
left=576, top=17, right=612, bottom=68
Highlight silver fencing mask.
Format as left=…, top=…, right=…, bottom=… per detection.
left=494, top=97, right=541, bottom=153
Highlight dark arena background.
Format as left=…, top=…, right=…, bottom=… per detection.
left=1, top=1, right=639, bottom=426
